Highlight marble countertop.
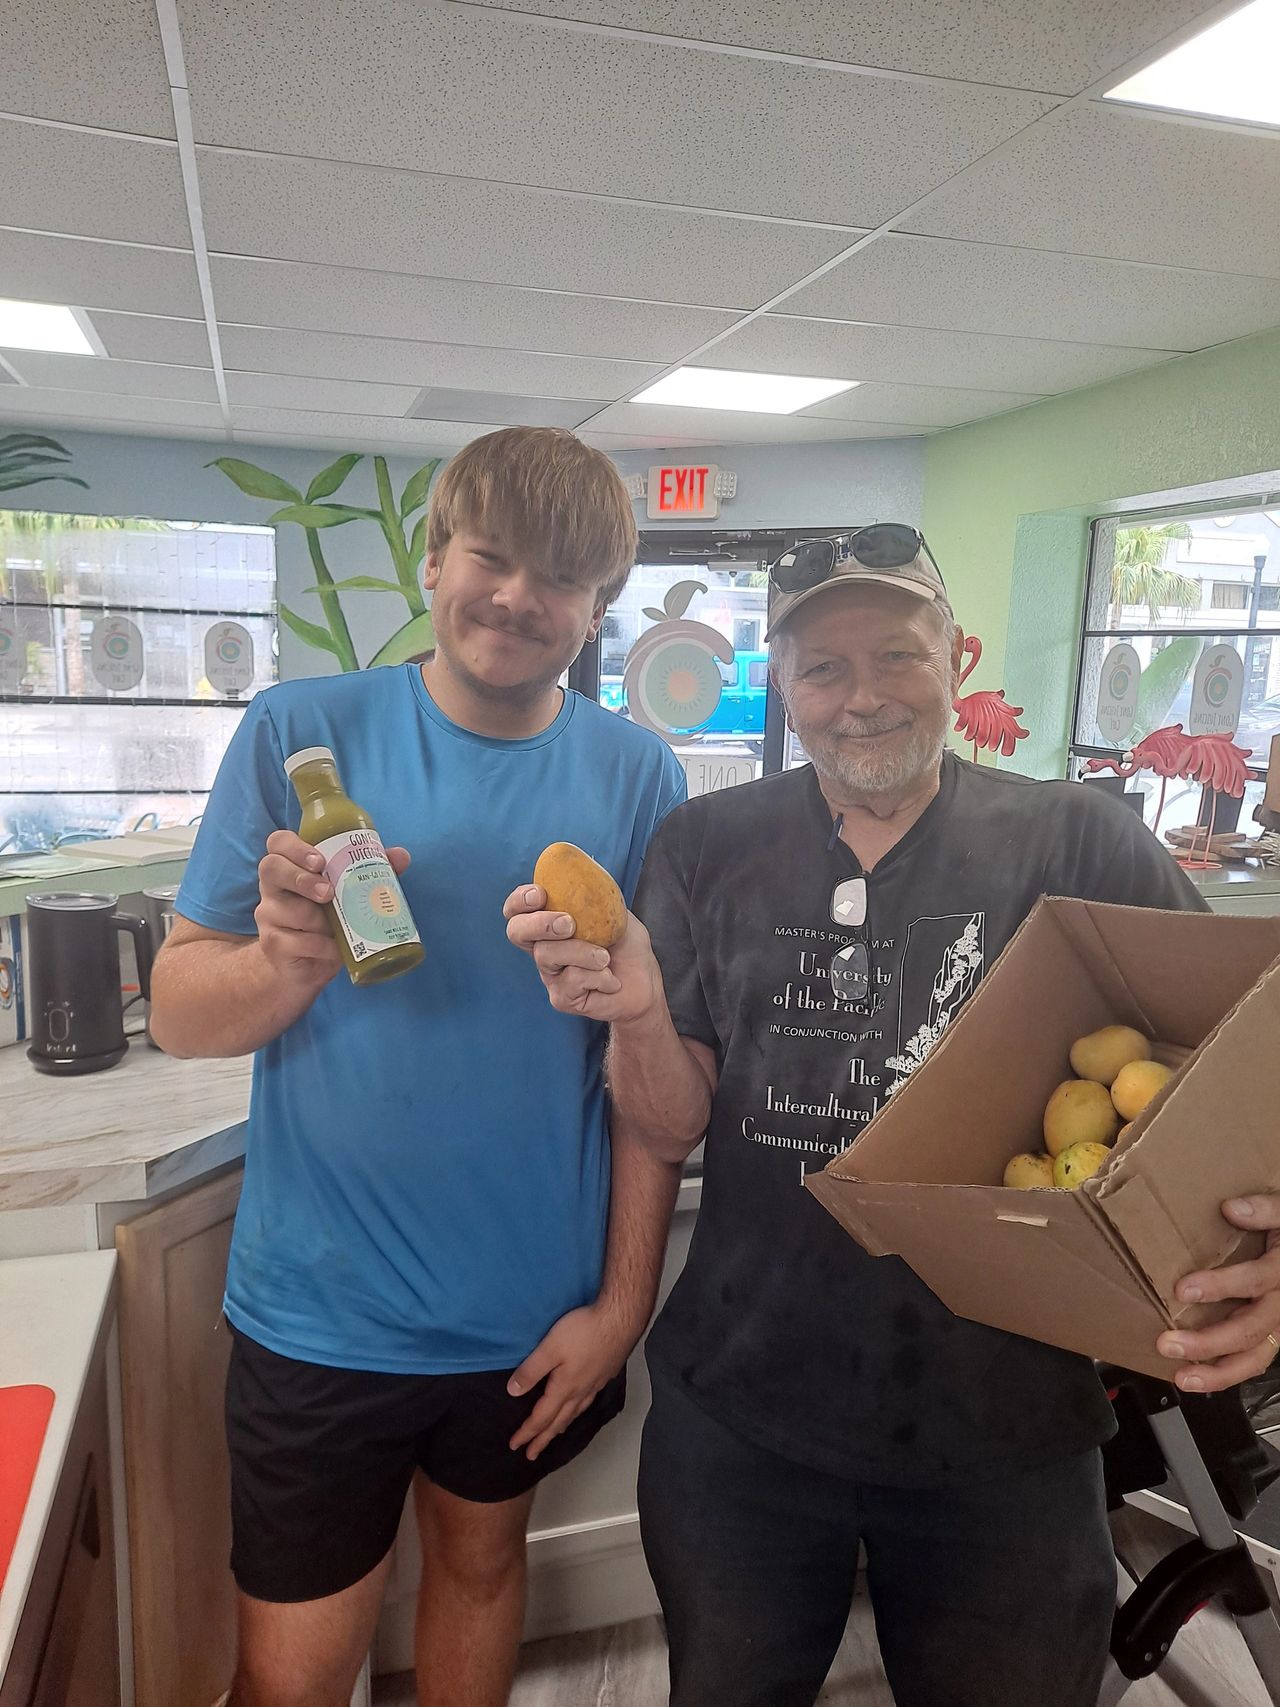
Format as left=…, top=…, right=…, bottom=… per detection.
left=0, top=1041, right=250, bottom=1212
left=0, top=1250, right=117, bottom=1679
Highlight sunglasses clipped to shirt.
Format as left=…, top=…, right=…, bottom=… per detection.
left=770, top=524, right=947, bottom=596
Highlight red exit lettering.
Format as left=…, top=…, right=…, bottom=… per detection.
left=655, top=466, right=711, bottom=514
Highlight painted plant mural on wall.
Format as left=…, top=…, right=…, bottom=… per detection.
left=210, top=452, right=442, bottom=671
left=0, top=432, right=88, bottom=498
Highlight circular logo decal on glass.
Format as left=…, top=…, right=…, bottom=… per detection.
left=204, top=621, right=255, bottom=695
left=90, top=616, right=145, bottom=692
left=634, top=641, right=724, bottom=732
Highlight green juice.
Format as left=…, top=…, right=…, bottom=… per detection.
left=284, top=745, right=424, bottom=986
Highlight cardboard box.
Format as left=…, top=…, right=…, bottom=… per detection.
left=807, top=899, right=1280, bottom=1378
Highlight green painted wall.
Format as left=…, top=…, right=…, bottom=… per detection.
left=923, top=325, right=1280, bottom=776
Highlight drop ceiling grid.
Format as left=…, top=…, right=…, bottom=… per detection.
left=453, top=0, right=1226, bottom=96
left=175, top=0, right=1058, bottom=224
left=0, top=0, right=1275, bottom=448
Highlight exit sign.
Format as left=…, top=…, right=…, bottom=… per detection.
left=647, top=463, right=721, bottom=520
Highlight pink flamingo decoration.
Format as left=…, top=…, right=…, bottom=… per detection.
left=1085, top=724, right=1194, bottom=834
left=952, top=633, right=1030, bottom=761
left=1087, top=726, right=1256, bottom=859
left=1178, top=733, right=1258, bottom=866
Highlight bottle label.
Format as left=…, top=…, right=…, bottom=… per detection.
left=315, top=830, right=420, bottom=962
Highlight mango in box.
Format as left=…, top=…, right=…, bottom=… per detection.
left=534, top=843, right=627, bottom=949
left=1053, top=1141, right=1113, bottom=1190
left=1069, top=1024, right=1151, bottom=1087
left=1112, top=1059, right=1175, bottom=1122
left=1043, top=1078, right=1121, bottom=1156
left=1003, top=1152, right=1055, bottom=1190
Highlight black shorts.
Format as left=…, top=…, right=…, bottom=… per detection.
left=225, top=1323, right=626, bottom=1603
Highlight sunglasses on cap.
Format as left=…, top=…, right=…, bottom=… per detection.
left=769, top=525, right=947, bottom=596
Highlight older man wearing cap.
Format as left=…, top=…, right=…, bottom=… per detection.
left=507, top=524, right=1280, bottom=1707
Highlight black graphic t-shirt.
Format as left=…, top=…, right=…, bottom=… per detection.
left=634, top=754, right=1208, bottom=1488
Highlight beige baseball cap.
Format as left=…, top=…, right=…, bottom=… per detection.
left=765, top=542, right=950, bottom=640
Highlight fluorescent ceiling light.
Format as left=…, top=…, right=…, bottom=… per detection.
left=1104, top=0, right=1280, bottom=128
left=0, top=298, right=98, bottom=355
left=633, top=366, right=858, bottom=414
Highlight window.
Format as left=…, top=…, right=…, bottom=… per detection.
left=0, top=513, right=276, bottom=853
left=1071, top=507, right=1278, bottom=837
left=589, top=543, right=778, bottom=797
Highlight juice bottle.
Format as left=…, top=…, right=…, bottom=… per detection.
left=284, top=745, right=424, bottom=986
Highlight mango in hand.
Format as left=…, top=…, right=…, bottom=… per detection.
left=533, top=843, right=627, bottom=949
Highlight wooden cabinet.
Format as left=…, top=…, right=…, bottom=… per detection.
left=116, top=1165, right=242, bottom=1707
left=0, top=1316, right=118, bottom=1707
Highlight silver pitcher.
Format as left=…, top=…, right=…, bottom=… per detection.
left=141, top=885, right=180, bottom=1048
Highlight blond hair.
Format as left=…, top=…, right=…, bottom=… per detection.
left=426, top=427, right=637, bottom=607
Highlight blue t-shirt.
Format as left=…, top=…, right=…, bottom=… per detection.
left=178, top=664, right=685, bottom=1373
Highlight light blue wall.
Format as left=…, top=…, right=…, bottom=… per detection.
left=6, top=425, right=927, bottom=678
left=612, top=437, right=927, bottom=534
left=3, top=427, right=449, bottom=678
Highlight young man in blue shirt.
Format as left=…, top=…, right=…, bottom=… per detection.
left=151, top=428, right=685, bottom=1707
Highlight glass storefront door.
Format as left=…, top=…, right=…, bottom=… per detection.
left=578, top=529, right=790, bottom=799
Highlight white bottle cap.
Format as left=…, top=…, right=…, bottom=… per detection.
left=284, top=745, right=337, bottom=777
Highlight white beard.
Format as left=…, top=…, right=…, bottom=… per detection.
left=805, top=705, right=949, bottom=798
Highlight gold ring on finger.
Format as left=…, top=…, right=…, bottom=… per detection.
left=1267, top=1333, right=1279, bottom=1356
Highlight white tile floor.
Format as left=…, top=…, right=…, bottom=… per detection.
left=374, top=1510, right=1274, bottom=1706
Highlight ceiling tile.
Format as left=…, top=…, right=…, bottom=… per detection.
left=228, top=406, right=505, bottom=451
left=210, top=257, right=739, bottom=360
left=0, top=119, right=189, bottom=247
left=0, top=387, right=223, bottom=431
left=779, top=233, right=1280, bottom=351
left=903, top=104, right=1280, bottom=279
left=90, top=312, right=212, bottom=366
left=219, top=324, right=659, bottom=398
left=181, top=1, right=1051, bottom=225
left=2, top=351, right=217, bottom=402
left=0, top=231, right=202, bottom=317
left=462, top=0, right=1216, bottom=96
left=583, top=402, right=927, bottom=442
left=579, top=431, right=717, bottom=450
left=799, top=381, right=1038, bottom=427
left=406, top=390, right=595, bottom=429
left=701, top=315, right=1174, bottom=393
left=228, top=428, right=465, bottom=459
left=199, top=150, right=857, bottom=309
left=225, top=372, right=421, bottom=415
left=1, top=1, right=175, bottom=139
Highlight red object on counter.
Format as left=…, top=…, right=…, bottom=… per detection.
left=0, top=1385, right=55, bottom=1590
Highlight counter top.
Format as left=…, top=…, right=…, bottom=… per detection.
left=0, top=1042, right=250, bottom=1212
left=0, top=1250, right=117, bottom=1679
left=0, top=850, right=190, bottom=918
left=1185, top=861, right=1280, bottom=896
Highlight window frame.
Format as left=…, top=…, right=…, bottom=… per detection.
left=1069, top=500, right=1274, bottom=821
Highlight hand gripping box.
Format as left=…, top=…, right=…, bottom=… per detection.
left=807, top=899, right=1280, bottom=1378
